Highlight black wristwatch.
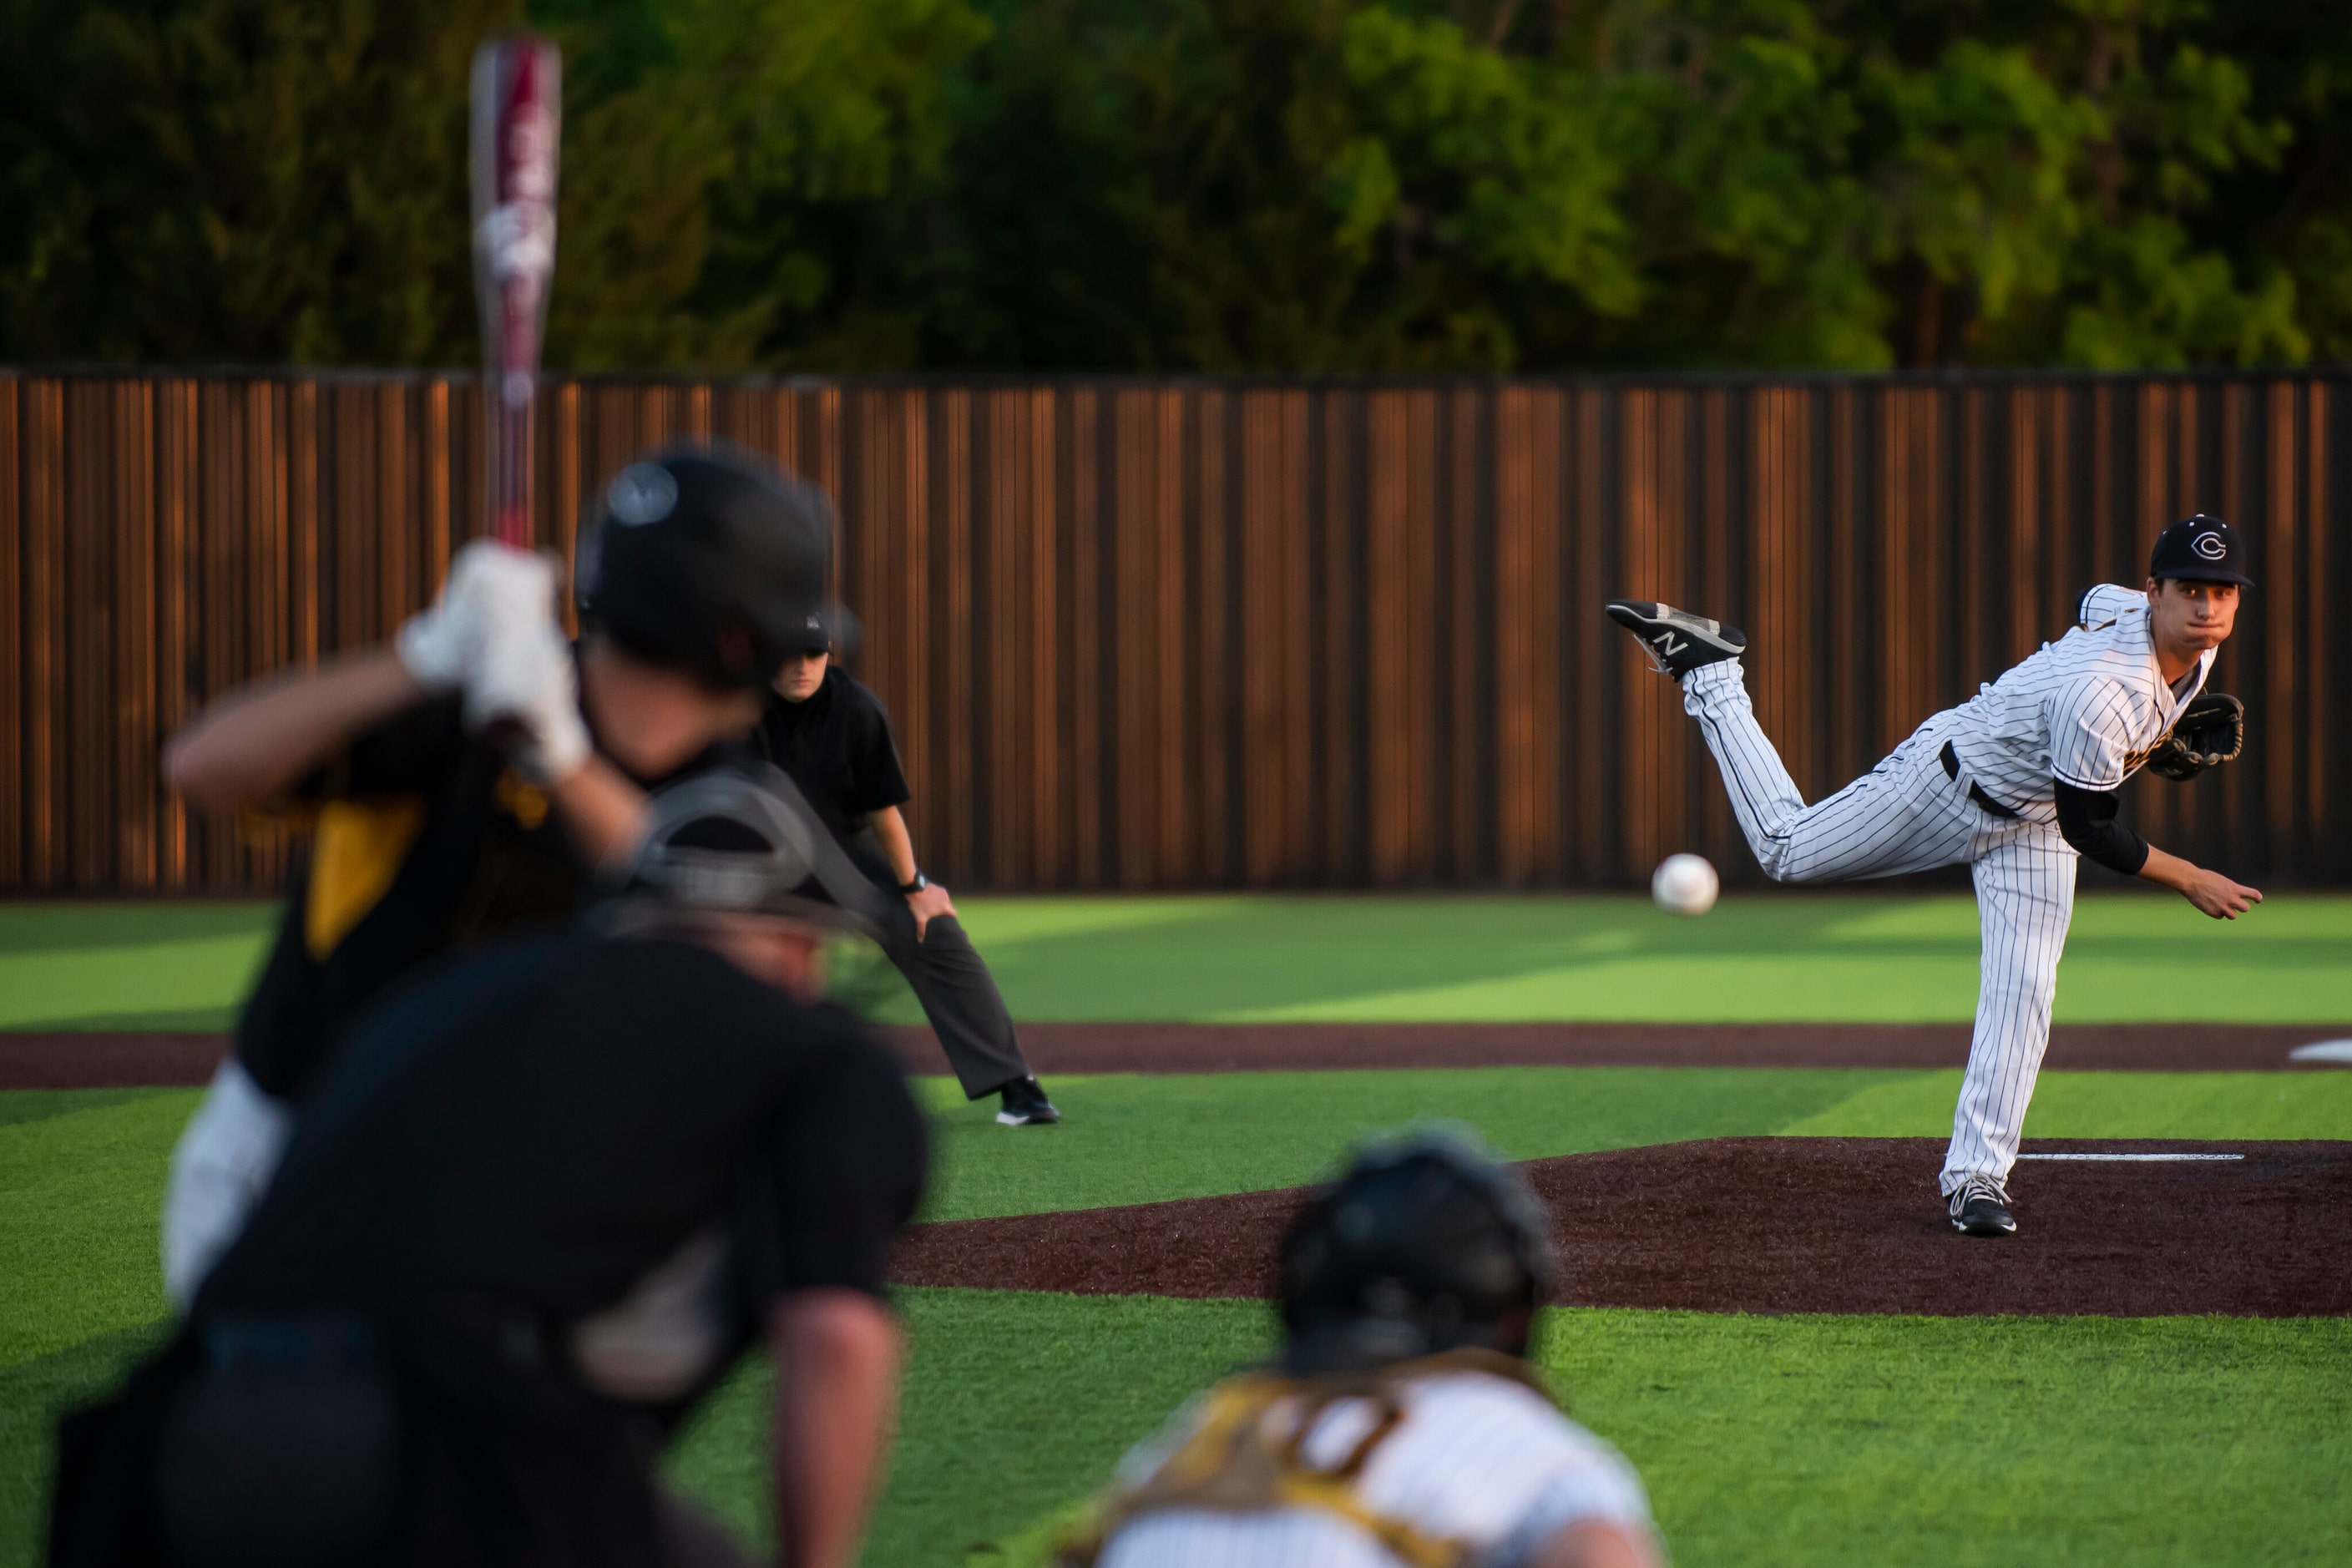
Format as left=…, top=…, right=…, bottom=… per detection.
left=898, top=871, right=928, bottom=895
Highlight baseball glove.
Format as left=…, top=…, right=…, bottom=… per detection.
left=2147, top=692, right=2243, bottom=781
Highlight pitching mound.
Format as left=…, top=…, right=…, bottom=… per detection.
left=895, top=1138, right=2352, bottom=1317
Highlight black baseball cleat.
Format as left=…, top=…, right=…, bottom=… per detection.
left=996, top=1077, right=1061, bottom=1126
left=1947, top=1175, right=2016, bottom=1237
left=1604, top=600, right=1748, bottom=678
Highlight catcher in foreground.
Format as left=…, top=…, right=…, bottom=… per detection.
left=1059, top=1130, right=1663, bottom=1568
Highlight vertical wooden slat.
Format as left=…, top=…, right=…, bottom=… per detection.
left=1067, top=389, right=1103, bottom=886
left=0, top=377, right=23, bottom=885
left=1879, top=386, right=1945, bottom=736
left=25, top=381, right=63, bottom=885
left=2306, top=383, right=2329, bottom=867
left=1025, top=388, right=1061, bottom=887
left=1193, top=389, right=1229, bottom=886
left=1320, top=391, right=1358, bottom=884
left=1155, top=390, right=1190, bottom=884
left=1492, top=387, right=1562, bottom=884
left=155, top=380, right=194, bottom=886
left=1826, top=386, right=1864, bottom=785
left=1565, top=387, right=1611, bottom=885
left=114, top=380, right=157, bottom=885
left=64, top=382, right=108, bottom=885
left=1749, top=387, right=1813, bottom=805
left=1616, top=387, right=1689, bottom=882
left=1110, top=389, right=1156, bottom=887
left=2262, top=382, right=2296, bottom=871
left=1363, top=392, right=1411, bottom=884
left=1241, top=389, right=1293, bottom=884
left=983, top=389, right=1025, bottom=885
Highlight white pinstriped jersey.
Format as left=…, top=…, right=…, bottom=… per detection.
left=1942, top=584, right=2213, bottom=819
left=1095, top=1368, right=1653, bottom=1568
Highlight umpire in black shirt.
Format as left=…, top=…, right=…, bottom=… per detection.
left=756, top=637, right=1060, bottom=1125
left=50, top=766, right=927, bottom=1568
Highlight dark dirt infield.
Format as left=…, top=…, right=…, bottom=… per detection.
left=893, top=1137, right=2352, bottom=1317
left=6, top=1021, right=2347, bottom=1089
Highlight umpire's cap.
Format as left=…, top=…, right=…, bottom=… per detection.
left=601, top=763, right=893, bottom=936
left=1277, top=1126, right=1557, bottom=1375
left=576, top=442, right=845, bottom=689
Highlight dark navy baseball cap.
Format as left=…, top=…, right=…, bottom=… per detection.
left=2149, top=513, right=2253, bottom=588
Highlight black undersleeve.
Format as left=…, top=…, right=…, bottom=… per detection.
left=2053, top=778, right=2151, bottom=876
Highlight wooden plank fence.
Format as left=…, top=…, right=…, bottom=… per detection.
left=3, top=369, right=2345, bottom=893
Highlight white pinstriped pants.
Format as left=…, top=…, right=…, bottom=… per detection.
left=1681, top=662, right=2078, bottom=1195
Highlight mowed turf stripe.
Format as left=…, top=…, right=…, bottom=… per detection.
left=13, top=895, right=2352, bottom=1029
left=662, top=1290, right=2352, bottom=1568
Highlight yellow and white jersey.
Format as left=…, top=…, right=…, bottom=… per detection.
left=1089, top=1358, right=1652, bottom=1568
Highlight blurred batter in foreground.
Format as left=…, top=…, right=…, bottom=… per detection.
left=51, top=766, right=926, bottom=1568
left=158, top=446, right=839, bottom=1306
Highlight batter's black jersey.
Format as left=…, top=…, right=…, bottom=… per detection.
left=752, top=667, right=911, bottom=843
left=233, top=695, right=589, bottom=1100
left=201, top=933, right=928, bottom=1373
left=232, top=671, right=740, bottom=1104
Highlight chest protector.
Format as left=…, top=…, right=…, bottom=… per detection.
left=1056, top=1349, right=1556, bottom=1568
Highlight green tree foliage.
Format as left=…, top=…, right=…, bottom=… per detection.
left=0, top=0, right=2344, bottom=372
left=0, top=0, right=520, bottom=363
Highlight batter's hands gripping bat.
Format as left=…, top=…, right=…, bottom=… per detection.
left=471, top=34, right=562, bottom=549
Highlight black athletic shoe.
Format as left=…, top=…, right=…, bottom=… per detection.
left=1604, top=599, right=1748, bottom=678
left=1947, top=1175, right=2016, bottom=1237
left=996, top=1077, right=1061, bottom=1126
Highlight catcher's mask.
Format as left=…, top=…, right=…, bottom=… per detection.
left=1277, top=1126, right=1558, bottom=1375
left=593, top=764, right=890, bottom=938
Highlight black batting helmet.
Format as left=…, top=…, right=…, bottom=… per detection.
left=1277, top=1127, right=1557, bottom=1375
left=575, top=442, right=839, bottom=690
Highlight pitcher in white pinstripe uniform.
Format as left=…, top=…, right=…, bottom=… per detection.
left=1606, top=513, right=2262, bottom=1237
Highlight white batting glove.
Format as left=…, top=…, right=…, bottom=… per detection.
left=397, top=541, right=557, bottom=693
left=464, top=544, right=561, bottom=645
left=470, top=619, right=591, bottom=785
left=395, top=542, right=498, bottom=690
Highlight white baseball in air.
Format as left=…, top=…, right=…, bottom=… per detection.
left=1651, top=853, right=1719, bottom=917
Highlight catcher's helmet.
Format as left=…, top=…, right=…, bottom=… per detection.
left=576, top=443, right=839, bottom=689
left=599, top=763, right=892, bottom=935
left=1277, top=1127, right=1557, bottom=1374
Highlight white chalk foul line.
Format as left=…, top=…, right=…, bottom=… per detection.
left=2016, top=1153, right=2243, bottom=1163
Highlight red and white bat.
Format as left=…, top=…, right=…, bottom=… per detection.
left=470, top=34, right=562, bottom=549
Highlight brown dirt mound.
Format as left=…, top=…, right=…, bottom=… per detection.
left=893, top=1138, right=2352, bottom=1318
left=7, top=1020, right=2345, bottom=1089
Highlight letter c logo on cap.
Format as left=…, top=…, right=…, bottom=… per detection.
left=2193, top=531, right=2228, bottom=562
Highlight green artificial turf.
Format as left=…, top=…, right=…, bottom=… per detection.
left=9, top=893, right=2352, bottom=1029
left=4, top=1066, right=2349, bottom=1568
left=10, top=1292, right=2345, bottom=1568
left=658, top=1290, right=2352, bottom=1568
left=0, top=1096, right=182, bottom=1368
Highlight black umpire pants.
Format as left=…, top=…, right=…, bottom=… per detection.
left=847, top=840, right=1036, bottom=1100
